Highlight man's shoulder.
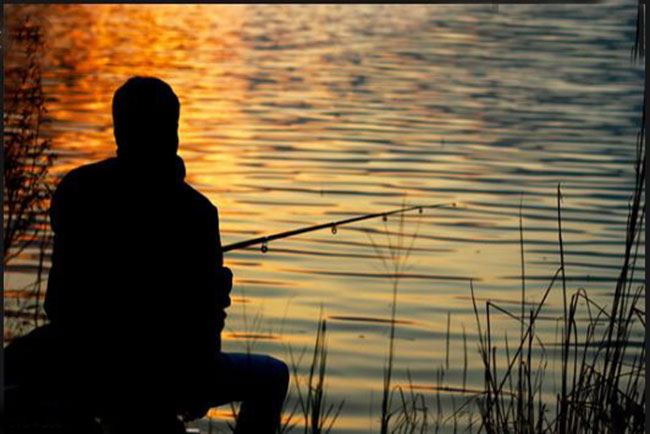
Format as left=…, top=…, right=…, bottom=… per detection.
left=49, top=159, right=120, bottom=227
left=55, top=158, right=119, bottom=194
left=59, top=158, right=117, bottom=182
left=179, top=182, right=219, bottom=217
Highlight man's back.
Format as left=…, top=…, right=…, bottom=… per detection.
left=6, top=77, right=288, bottom=434
left=44, top=156, right=223, bottom=400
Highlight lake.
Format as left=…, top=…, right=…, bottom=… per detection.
left=3, top=3, right=645, bottom=433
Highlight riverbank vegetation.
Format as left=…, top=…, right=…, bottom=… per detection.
left=256, top=120, right=645, bottom=434
left=3, top=13, right=54, bottom=338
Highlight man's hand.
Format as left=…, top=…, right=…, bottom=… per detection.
left=216, top=266, right=233, bottom=332
left=218, top=266, right=233, bottom=306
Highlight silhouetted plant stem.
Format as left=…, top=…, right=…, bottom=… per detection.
left=556, top=183, right=569, bottom=434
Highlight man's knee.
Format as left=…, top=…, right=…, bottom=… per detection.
left=277, top=359, right=289, bottom=388
left=262, top=355, right=289, bottom=390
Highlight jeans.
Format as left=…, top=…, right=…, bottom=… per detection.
left=206, top=353, right=290, bottom=434
left=6, top=326, right=289, bottom=434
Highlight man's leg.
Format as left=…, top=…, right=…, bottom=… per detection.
left=205, top=353, right=289, bottom=434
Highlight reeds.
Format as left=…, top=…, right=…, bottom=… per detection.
left=363, top=200, right=431, bottom=434
left=632, top=3, right=645, bottom=62
left=3, top=14, right=53, bottom=265
left=469, top=116, right=645, bottom=433
left=3, top=13, right=54, bottom=339
left=285, top=315, right=344, bottom=434
left=274, top=122, right=645, bottom=434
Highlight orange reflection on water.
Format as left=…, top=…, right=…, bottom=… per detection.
left=38, top=5, right=249, bottom=186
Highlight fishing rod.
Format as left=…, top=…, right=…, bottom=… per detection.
left=221, top=201, right=457, bottom=253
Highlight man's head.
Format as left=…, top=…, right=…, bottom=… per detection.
left=112, top=77, right=180, bottom=160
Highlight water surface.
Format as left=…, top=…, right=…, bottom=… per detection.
left=4, top=3, right=645, bottom=433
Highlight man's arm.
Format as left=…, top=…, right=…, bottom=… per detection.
left=215, top=266, right=233, bottom=333
left=205, top=203, right=232, bottom=347
left=43, top=170, right=85, bottom=325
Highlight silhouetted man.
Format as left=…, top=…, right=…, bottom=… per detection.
left=5, top=77, right=289, bottom=434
